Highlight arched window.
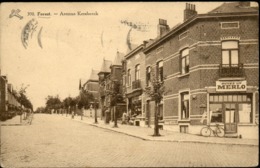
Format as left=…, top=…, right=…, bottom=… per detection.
left=181, top=48, right=189, bottom=74
left=127, top=69, right=131, bottom=86
left=135, top=64, right=140, bottom=80
left=146, top=66, right=151, bottom=86
left=157, top=61, right=163, bottom=82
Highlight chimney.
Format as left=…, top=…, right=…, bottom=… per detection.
left=157, top=19, right=170, bottom=37
left=184, top=3, right=197, bottom=22
left=239, top=1, right=250, bottom=8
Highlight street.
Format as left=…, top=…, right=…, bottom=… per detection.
left=0, top=114, right=258, bottom=167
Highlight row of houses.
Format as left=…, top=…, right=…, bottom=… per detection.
left=0, top=75, right=22, bottom=114
left=80, top=2, right=259, bottom=139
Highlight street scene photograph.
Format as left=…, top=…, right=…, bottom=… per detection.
left=0, top=2, right=259, bottom=167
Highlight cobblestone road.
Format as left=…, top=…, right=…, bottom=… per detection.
left=1, top=114, right=258, bottom=167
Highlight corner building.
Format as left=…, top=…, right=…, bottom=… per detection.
left=143, top=2, right=259, bottom=139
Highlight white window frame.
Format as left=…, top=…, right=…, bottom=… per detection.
left=178, top=89, right=190, bottom=121
left=221, top=21, right=239, bottom=29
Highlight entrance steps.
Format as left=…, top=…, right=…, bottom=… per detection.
left=225, top=133, right=241, bottom=138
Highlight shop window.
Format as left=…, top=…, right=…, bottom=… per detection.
left=222, top=41, right=239, bottom=67
left=127, top=69, right=131, bottom=86
left=180, top=92, right=189, bottom=119
left=146, top=66, right=151, bottom=86
left=157, top=61, right=163, bottom=82
left=238, top=103, right=252, bottom=123
left=181, top=48, right=189, bottom=74
left=209, top=104, right=223, bottom=123
left=135, top=64, right=140, bottom=80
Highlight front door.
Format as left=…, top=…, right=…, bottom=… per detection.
left=224, top=103, right=237, bottom=133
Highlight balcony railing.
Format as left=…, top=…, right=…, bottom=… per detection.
left=132, top=80, right=141, bottom=90
left=219, top=64, right=244, bottom=77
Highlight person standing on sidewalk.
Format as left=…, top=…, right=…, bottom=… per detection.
left=121, top=111, right=127, bottom=124
left=72, top=111, right=75, bottom=119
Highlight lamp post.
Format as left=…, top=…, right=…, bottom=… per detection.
left=94, top=98, right=98, bottom=124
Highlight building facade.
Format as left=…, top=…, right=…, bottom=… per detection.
left=143, top=2, right=259, bottom=139
left=98, top=59, right=112, bottom=119
left=123, top=44, right=148, bottom=126
left=0, top=76, right=21, bottom=115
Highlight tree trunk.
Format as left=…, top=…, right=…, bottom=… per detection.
left=113, top=106, right=118, bottom=128
left=94, top=103, right=98, bottom=124
left=153, top=101, right=160, bottom=136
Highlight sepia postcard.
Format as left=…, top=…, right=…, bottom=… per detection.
left=0, top=2, right=258, bottom=167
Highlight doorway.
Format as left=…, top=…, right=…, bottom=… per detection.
left=224, top=103, right=237, bottom=133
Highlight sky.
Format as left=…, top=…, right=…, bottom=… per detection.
left=1, top=2, right=252, bottom=109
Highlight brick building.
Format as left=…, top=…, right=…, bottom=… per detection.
left=143, top=2, right=259, bottom=139
left=109, top=51, right=126, bottom=121
left=0, top=76, right=21, bottom=114
left=82, top=69, right=99, bottom=100
left=98, top=59, right=112, bottom=119
left=123, top=44, right=148, bottom=126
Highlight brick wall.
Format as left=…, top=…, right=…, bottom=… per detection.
left=144, top=14, right=258, bottom=126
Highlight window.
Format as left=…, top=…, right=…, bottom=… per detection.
left=181, top=92, right=189, bottom=119
left=157, top=61, right=163, bottom=82
left=127, top=69, right=131, bottom=86
left=181, top=49, right=189, bottom=74
left=209, top=104, right=223, bottom=123
left=146, top=66, right=151, bottom=86
left=209, top=94, right=252, bottom=124
left=221, top=22, right=239, bottom=29
left=222, top=41, right=239, bottom=67
left=135, top=64, right=140, bottom=80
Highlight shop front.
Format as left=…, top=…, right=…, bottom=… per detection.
left=207, top=80, right=258, bottom=139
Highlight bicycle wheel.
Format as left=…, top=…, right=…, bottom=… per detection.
left=200, top=127, right=211, bottom=137
left=216, top=128, right=225, bottom=137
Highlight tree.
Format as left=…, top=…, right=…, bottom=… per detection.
left=45, top=95, right=61, bottom=112
left=18, top=84, right=33, bottom=111
left=77, top=90, right=94, bottom=109
left=144, top=69, right=165, bottom=136
left=106, top=80, right=124, bottom=128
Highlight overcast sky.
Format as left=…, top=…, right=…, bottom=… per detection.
left=2, top=2, right=253, bottom=109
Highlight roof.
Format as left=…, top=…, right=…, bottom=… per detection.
left=88, top=69, right=99, bottom=81
left=125, top=43, right=144, bottom=59
left=126, top=43, right=139, bottom=54
left=99, top=59, right=112, bottom=73
left=143, top=2, right=258, bottom=53
left=208, top=2, right=258, bottom=14
left=112, top=51, right=125, bottom=66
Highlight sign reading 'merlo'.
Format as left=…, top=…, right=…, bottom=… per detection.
left=216, top=80, right=247, bottom=92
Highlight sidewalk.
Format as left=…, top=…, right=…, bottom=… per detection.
left=0, top=115, right=30, bottom=126
left=60, top=114, right=258, bottom=147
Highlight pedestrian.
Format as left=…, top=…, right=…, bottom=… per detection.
left=121, top=111, right=127, bottom=124
left=72, top=111, right=74, bottom=119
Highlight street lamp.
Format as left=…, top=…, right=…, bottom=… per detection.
left=94, top=98, right=98, bottom=124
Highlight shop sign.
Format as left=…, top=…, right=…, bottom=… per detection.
left=216, top=80, right=247, bottom=92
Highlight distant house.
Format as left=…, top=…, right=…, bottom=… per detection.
left=98, top=59, right=112, bottom=119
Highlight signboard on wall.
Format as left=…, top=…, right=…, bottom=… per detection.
left=216, top=80, right=247, bottom=92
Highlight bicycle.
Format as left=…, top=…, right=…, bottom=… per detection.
left=200, top=124, right=225, bottom=137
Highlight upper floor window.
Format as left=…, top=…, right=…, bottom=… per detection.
left=221, top=22, right=239, bottom=29
left=222, top=41, right=239, bottom=67
left=181, top=48, right=189, bottom=74
left=157, top=61, right=163, bottom=82
left=146, top=66, right=151, bottom=86
left=135, top=64, right=140, bottom=80
left=127, top=69, right=131, bottom=86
